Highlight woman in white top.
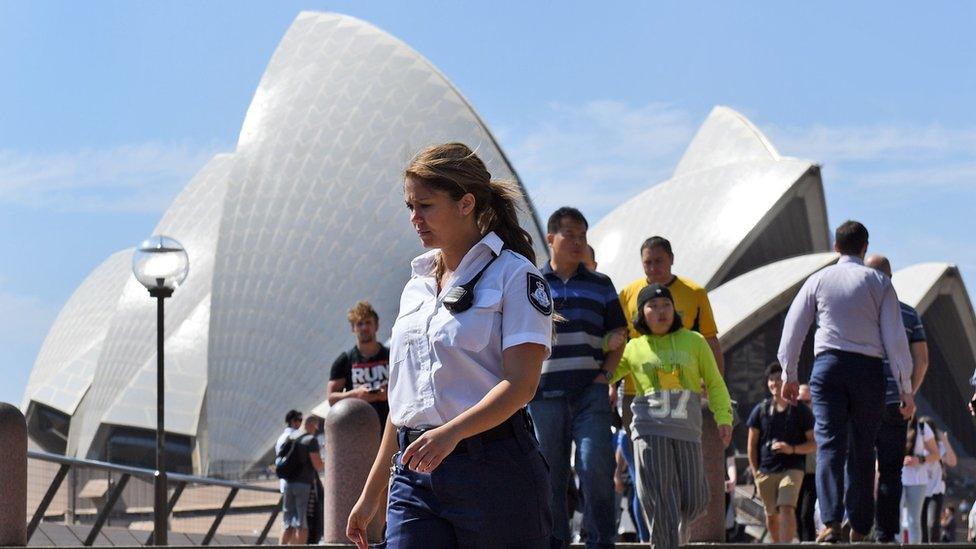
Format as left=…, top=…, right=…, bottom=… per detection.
left=921, top=417, right=958, bottom=542
left=900, top=416, right=939, bottom=543
left=345, top=143, right=554, bottom=548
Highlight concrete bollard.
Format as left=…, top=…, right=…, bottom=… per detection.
left=688, top=408, right=726, bottom=542
left=0, top=403, right=27, bottom=546
left=322, top=399, right=383, bottom=544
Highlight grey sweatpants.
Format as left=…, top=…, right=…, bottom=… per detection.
left=633, top=435, right=709, bottom=549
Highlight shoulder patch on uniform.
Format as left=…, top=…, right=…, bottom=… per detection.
left=526, top=272, right=553, bottom=316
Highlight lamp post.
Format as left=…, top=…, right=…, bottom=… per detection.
left=132, top=235, right=188, bottom=546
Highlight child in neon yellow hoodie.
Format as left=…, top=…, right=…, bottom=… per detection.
left=611, top=327, right=732, bottom=442
left=612, top=283, right=732, bottom=549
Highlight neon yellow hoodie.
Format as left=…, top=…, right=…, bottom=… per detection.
left=612, top=328, right=732, bottom=441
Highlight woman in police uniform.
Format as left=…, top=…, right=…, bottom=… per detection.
left=346, top=143, right=554, bottom=548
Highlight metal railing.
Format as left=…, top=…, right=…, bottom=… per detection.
left=27, top=450, right=282, bottom=545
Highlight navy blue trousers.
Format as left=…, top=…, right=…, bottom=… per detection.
left=809, top=350, right=884, bottom=535
left=384, top=424, right=552, bottom=548
left=873, top=403, right=907, bottom=540
left=527, top=383, right=616, bottom=548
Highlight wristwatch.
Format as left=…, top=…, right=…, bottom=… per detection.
left=600, top=368, right=612, bottom=382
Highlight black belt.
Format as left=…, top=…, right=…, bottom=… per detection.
left=398, top=410, right=528, bottom=453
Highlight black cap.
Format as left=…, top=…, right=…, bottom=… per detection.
left=633, top=283, right=680, bottom=335
left=636, top=283, right=674, bottom=311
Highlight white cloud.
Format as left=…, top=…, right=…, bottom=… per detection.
left=766, top=124, right=976, bottom=163
left=765, top=123, right=976, bottom=200
left=0, top=141, right=227, bottom=213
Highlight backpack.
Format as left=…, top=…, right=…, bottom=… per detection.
left=275, top=434, right=307, bottom=480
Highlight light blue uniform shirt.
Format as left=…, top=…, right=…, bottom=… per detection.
left=778, top=255, right=913, bottom=394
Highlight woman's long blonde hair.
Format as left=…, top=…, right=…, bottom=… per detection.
left=405, top=143, right=536, bottom=276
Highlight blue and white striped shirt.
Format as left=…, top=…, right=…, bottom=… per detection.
left=537, top=262, right=627, bottom=397
left=883, top=302, right=926, bottom=404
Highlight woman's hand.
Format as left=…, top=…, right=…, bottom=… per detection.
left=400, top=425, right=462, bottom=473
left=346, top=496, right=378, bottom=549
left=904, top=455, right=920, bottom=467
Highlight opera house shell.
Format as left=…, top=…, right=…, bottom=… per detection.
left=22, top=14, right=976, bottom=474
left=589, top=106, right=831, bottom=291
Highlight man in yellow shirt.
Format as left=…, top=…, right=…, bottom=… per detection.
left=618, top=236, right=723, bottom=372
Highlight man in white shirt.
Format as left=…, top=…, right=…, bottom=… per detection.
left=276, top=410, right=303, bottom=475
left=778, top=221, right=915, bottom=543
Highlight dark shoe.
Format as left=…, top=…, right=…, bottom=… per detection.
left=850, top=529, right=867, bottom=543
left=816, top=524, right=842, bottom=544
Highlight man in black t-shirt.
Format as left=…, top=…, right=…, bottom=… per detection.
left=747, top=362, right=816, bottom=543
left=297, top=416, right=324, bottom=543
left=328, top=300, right=390, bottom=428
left=297, top=416, right=323, bottom=483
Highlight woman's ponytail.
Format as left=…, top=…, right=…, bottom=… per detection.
left=481, top=180, right=536, bottom=264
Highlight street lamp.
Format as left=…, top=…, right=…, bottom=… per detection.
left=132, top=235, right=189, bottom=546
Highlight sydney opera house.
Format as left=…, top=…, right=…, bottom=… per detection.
left=22, top=11, right=976, bottom=476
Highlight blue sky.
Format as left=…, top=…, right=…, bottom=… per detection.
left=1, top=1, right=974, bottom=406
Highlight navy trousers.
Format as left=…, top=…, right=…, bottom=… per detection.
left=527, top=383, right=616, bottom=548
left=873, top=403, right=907, bottom=540
left=384, top=423, right=552, bottom=548
left=809, top=350, right=884, bottom=535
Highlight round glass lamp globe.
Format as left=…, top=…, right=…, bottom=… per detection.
left=132, top=235, right=189, bottom=291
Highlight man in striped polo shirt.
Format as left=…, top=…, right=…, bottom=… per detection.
left=865, top=254, right=930, bottom=542
left=528, top=207, right=628, bottom=549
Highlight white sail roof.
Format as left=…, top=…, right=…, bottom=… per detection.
left=892, top=262, right=976, bottom=382
left=22, top=249, right=132, bottom=416
left=67, top=154, right=234, bottom=459
left=589, top=106, right=830, bottom=292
